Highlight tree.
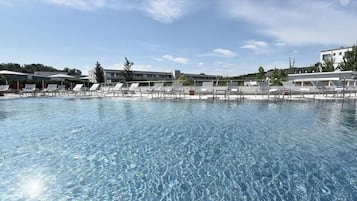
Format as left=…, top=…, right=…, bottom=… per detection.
left=339, top=45, right=357, bottom=71
left=1, top=63, right=59, bottom=73
left=271, top=68, right=283, bottom=86
left=257, top=66, right=265, bottom=81
left=122, top=57, right=134, bottom=81
left=94, top=61, right=105, bottom=83
left=322, top=58, right=335, bottom=72
left=279, top=70, right=287, bottom=82
left=0, top=75, right=5, bottom=85
left=177, top=75, right=193, bottom=86
left=63, top=68, right=82, bottom=76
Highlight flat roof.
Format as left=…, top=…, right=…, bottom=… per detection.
left=103, top=69, right=172, bottom=75
left=288, top=71, right=353, bottom=77
left=320, top=46, right=352, bottom=52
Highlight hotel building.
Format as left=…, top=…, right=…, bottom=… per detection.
left=320, top=46, right=353, bottom=68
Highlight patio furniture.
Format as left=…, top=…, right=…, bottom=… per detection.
left=199, top=81, right=214, bottom=99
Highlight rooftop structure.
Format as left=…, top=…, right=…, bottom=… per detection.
left=320, top=46, right=352, bottom=68
left=88, top=69, right=218, bottom=83
left=288, top=70, right=356, bottom=82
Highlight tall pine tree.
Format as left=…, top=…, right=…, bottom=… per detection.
left=94, top=61, right=105, bottom=83
left=339, top=45, right=357, bottom=71
left=122, top=57, right=134, bottom=81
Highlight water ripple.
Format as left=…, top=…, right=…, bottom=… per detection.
left=0, top=99, right=356, bottom=200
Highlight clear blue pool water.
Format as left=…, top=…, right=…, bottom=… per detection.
left=0, top=98, right=356, bottom=200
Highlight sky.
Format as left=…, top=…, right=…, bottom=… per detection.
left=0, top=0, right=356, bottom=76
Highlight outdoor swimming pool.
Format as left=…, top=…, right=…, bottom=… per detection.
left=0, top=98, right=356, bottom=200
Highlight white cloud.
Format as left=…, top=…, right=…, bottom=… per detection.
left=339, top=0, right=351, bottom=7
left=221, top=0, right=357, bottom=46
left=241, top=40, right=268, bottom=49
left=212, top=48, right=236, bottom=57
left=41, top=0, right=196, bottom=23
left=142, top=0, right=194, bottom=24
left=162, top=54, right=188, bottom=64
left=197, top=48, right=237, bottom=58
left=152, top=57, right=164, bottom=62
left=241, top=40, right=271, bottom=55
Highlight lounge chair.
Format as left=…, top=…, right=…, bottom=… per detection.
left=21, top=84, right=36, bottom=96
left=87, top=83, right=100, bottom=96
left=282, top=81, right=311, bottom=98
left=148, top=82, right=164, bottom=98
left=124, top=83, right=141, bottom=97
left=257, top=81, right=279, bottom=99
left=226, top=82, right=244, bottom=100
left=110, top=83, right=124, bottom=96
left=0, top=85, right=10, bottom=96
left=72, top=84, right=84, bottom=96
left=0, top=85, right=10, bottom=92
left=165, top=82, right=184, bottom=98
left=347, top=80, right=357, bottom=97
left=57, top=85, right=67, bottom=95
left=43, top=84, right=58, bottom=96
left=311, top=80, right=332, bottom=98
left=328, top=80, right=345, bottom=97
left=199, top=81, right=214, bottom=99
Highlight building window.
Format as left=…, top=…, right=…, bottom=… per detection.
left=339, top=52, right=342, bottom=55
left=322, top=54, right=332, bottom=61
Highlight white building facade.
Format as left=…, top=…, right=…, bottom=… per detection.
left=88, top=69, right=218, bottom=84
left=320, top=46, right=353, bottom=68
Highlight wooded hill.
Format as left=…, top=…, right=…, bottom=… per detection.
left=0, top=63, right=82, bottom=76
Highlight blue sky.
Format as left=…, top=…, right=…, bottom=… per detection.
left=0, top=0, right=356, bottom=76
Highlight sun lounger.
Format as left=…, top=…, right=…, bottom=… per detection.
left=199, top=81, right=214, bottom=99
left=0, top=85, right=10, bottom=96
left=282, top=81, right=311, bottom=98
left=226, top=82, right=244, bottom=100
left=148, top=82, right=164, bottom=98
left=311, top=81, right=328, bottom=97
left=21, top=84, right=36, bottom=96
left=165, top=83, right=184, bottom=98
left=43, top=84, right=58, bottom=96
left=87, top=83, right=100, bottom=96
left=124, top=83, right=141, bottom=97
left=347, top=80, right=357, bottom=96
left=0, top=85, right=10, bottom=92
left=72, top=84, right=84, bottom=96
left=257, top=81, right=279, bottom=99
left=328, top=80, right=345, bottom=97
left=110, top=83, right=124, bottom=96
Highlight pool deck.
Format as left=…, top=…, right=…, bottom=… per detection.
left=1, top=91, right=356, bottom=102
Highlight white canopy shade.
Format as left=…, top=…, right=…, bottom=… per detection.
left=49, top=74, right=75, bottom=79
left=0, top=70, right=27, bottom=76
